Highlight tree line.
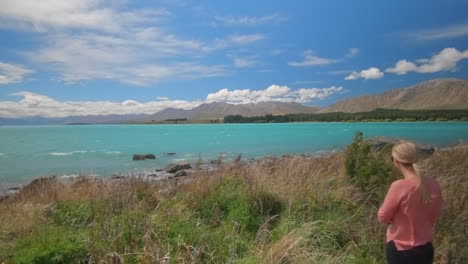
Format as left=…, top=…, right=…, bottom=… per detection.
left=223, top=108, right=468, bottom=123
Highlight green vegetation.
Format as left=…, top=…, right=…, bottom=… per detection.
left=1, top=135, right=467, bottom=263
left=224, top=108, right=468, bottom=123
left=345, top=132, right=396, bottom=204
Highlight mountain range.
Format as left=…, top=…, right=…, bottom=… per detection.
left=321, top=78, right=468, bottom=113
left=1, top=78, right=467, bottom=125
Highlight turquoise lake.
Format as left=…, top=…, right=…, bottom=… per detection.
left=1, top=122, right=468, bottom=186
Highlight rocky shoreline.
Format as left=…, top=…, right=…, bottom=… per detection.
left=0, top=152, right=321, bottom=201
left=0, top=136, right=447, bottom=202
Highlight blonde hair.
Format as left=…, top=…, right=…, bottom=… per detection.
left=392, top=141, right=432, bottom=203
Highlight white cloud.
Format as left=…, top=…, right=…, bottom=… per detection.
left=295, top=87, right=344, bottom=102
left=206, top=85, right=343, bottom=104
left=1, top=85, right=343, bottom=118
left=386, top=60, right=417, bottom=75
left=0, top=0, right=170, bottom=32
left=345, top=67, right=384, bottom=80
left=25, top=31, right=267, bottom=84
left=126, top=64, right=226, bottom=86
left=0, top=92, right=203, bottom=118
left=408, top=23, right=468, bottom=40
left=227, top=34, right=265, bottom=44
left=386, top=48, right=468, bottom=75
left=232, top=56, right=258, bottom=68
left=214, top=13, right=288, bottom=26
left=0, top=1, right=265, bottom=84
left=346, top=48, right=359, bottom=58
left=24, top=32, right=226, bottom=84
left=288, top=50, right=337, bottom=67
left=0, top=62, right=34, bottom=84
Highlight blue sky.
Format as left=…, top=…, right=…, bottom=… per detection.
left=0, top=0, right=467, bottom=117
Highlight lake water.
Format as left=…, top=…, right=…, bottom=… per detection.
left=1, top=122, right=468, bottom=186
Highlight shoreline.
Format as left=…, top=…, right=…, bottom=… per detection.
left=2, top=139, right=468, bottom=198
left=1, top=138, right=467, bottom=262
left=0, top=152, right=324, bottom=199
left=1, top=120, right=468, bottom=127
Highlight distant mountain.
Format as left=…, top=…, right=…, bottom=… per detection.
left=0, top=102, right=318, bottom=125
left=0, top=114, right=148, bottom=126
left=64, top=114, right=148, bottom=124
left=145, top=101, right=320, bottom=121
left=0, top=116, right=67, bottom=126
left=2, top=78, right=467, bottom=125
left=322, top=78, right=468, bottom=113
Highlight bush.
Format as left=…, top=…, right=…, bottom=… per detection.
left=52, top=201, right=92, bottom=227
left=345, top=132, right=395, bottom=204
left=8, top=227, right=88, bottom=264
left=196, top=178, right=282, bottom=235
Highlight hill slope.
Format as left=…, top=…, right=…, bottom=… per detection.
left=322, top=78, right=468, bottom=113
left=146, top=101, right=319, bottom=121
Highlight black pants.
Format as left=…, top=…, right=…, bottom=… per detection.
left=386, top=240, right=434, bottom=264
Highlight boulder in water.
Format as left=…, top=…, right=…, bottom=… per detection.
left=133, top=154, right=156, bottom=161
left=145, top=154, right=156, bottom=159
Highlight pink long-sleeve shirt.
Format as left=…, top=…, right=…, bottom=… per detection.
left=378, top=177, right=443, bottom=251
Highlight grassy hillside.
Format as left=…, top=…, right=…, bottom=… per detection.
left=322, top=78, right=468, bottom=113
left=224, top=109, right=468, bottom=123
left=1, top=136, right=467, bottom=263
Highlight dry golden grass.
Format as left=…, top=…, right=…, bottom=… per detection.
left=0, top=146, right=467, bottom=263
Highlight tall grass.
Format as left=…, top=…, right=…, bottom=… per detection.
left=0, top=137, right=467, bottom=263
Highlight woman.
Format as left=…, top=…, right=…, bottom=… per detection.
left=378, top=141, right=443, bottom=264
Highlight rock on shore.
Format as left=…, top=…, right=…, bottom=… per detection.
left=165, top=163, right=191, bottom=173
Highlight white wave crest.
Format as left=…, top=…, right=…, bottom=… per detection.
left=49, top=152, right=73, bottom=156
left=105, top=151, right=121, bottom=155
left=61, top=174, right=80, bottom=179
left=48, top=150, right=88, bottom=156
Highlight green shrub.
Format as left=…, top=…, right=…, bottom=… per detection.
left=52, top=201, right=92, bottom=227
left=150, top=199, right=253, bottom=263
left=87, top=210, right=147, bottom=263
left=8, top=227, right=88, bottom=264
left=345, top=132, right=395, bottom=204
left=196, top=178, right=282, bottom=235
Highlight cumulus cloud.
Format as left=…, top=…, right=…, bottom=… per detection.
left=386, top=48, right=468, bottom=75
left=345, top=67, right=384, bottom=80
left=214, top=13, right=288, bottom=26
left=1, top=85, right=344, bottom=118
left=289, top=50, right=337, bottom=67
left=206, top=85, right=343, bottom=104
left=0, top=62, right=34, bottom=84
left=385, top=60, right=417, bottom=75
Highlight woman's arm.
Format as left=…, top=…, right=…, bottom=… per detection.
left=378, top=181, right=405, bottom=223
